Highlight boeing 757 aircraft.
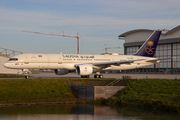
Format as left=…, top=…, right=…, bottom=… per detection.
left=4, top=31, right=170, bottom=78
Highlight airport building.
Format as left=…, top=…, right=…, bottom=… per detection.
left=119, top=25, right=180, bottom=74
left=0, top=48, right=22, bottom=74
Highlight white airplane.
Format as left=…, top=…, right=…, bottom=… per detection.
left=3, top=31, right=170, bottom=79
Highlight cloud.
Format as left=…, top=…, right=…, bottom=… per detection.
left=1, top=0, right=180, bottom=31
left=1, top=6, right=179, bottom=30
left=0, top=1, right=180, bottom=54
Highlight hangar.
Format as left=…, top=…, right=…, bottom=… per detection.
left=119, top=25, right=180, bottom=74
left=0, top=47, right=22, bottom=74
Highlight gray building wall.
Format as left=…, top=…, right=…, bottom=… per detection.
left=0, top=55, right=22, bottom=74
left=70, top=85, right=126, bottom=100
left=119, top=26, right=180, bottom=74
left=94, top=86, right=126, bottom=100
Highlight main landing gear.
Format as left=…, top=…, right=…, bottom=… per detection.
left=80, top=72, right=103, bottom=78
left=94, top=71, right=103, bottom=78
left=94, top=74, right=103, bottom=78
left=81, top=75, right=90, bottom=78
left=80, top=74, right=103, bottom=78
left=81, top=74, right=103, bottom=78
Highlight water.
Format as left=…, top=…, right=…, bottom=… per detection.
left=0, top=104, right=179, bottom=120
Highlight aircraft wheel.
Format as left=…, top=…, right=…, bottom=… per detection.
left=99, top=75, right=103, bottom=78
left=94, top=74, right=99, bottom=78
left=81, top=75, right=90, bottom=78
left=94, top=74, right=103, bottom=78
left=25, top=76, right=29, bottom=79
left=94, top=75, right=97, bottom=78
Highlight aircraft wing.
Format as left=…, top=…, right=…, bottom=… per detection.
left=93, top=59, right=142, bottom=67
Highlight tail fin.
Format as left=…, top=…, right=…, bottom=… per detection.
left=134, top=31, right=161, bottom=57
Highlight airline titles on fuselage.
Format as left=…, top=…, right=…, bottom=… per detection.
left=62, top=55, right=95, bottom=59
left=62, top=54, right=112, bottom=62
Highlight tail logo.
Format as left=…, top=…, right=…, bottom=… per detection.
left=145, top=41, right=155, bottom=55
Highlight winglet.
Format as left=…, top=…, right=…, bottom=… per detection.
left=134, top=31, right=161, bottom=57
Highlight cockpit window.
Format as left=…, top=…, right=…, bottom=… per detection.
left=9, top=58, right=18, bottom=61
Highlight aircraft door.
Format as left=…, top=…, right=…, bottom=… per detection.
left=24, top=55, right=29, bottom=64
left=58, top=55, right=62, bottom=64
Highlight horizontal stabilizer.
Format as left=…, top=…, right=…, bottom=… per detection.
left=146, top=57, right=175, bottom=62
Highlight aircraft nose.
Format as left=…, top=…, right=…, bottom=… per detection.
left=3, top=62, right=10, bottom=68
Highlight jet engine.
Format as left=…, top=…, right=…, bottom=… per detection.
left=76, top=65, right=93, bottom=75
left=54, top=69, right=69, bottom=75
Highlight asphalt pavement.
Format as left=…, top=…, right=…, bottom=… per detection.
left=31, top=72, right=180, bottom=79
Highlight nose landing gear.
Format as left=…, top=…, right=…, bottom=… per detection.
left=22, top=69, right=30, bottom=79
left=25, top=76, right=29, bottom=79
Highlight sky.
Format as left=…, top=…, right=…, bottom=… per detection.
left=0, top=0, right=180, bottom=55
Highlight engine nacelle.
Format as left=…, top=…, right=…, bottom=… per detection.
left=76, top=65, right=93, bottom=75
left=54, top=69, right=69, bottom=75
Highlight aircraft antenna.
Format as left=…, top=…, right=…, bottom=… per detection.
left=22, top=30, right=81, bottom=54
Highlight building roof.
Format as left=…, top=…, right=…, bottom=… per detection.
left=118, top=25, right=180, bottom=38
left=118, top=29, right=153, bottom=38
left=165, top=25, right=180, bottom=35
left=0, top=54, right=10, bottom=58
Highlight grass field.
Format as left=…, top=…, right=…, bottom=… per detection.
left=0, top=78, right=76, bottom=104
left=0, top=74, right=25, bottom=78
left=1, top=77, right=180, bottom=113
left=104, top=79, right=180, bottom=113
left=0, top=78, right=115, bottom=104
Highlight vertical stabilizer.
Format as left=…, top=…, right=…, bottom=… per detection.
left=134, top=31, right=161, bottom=57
